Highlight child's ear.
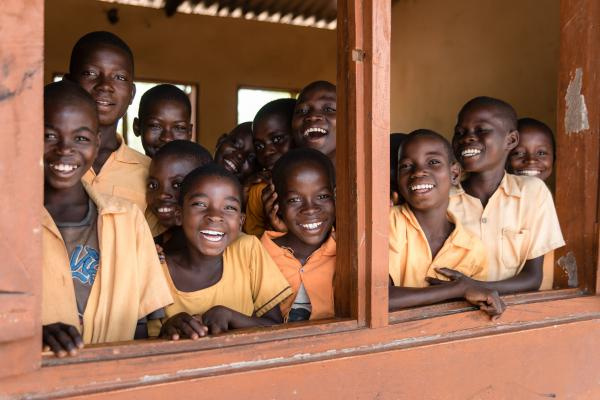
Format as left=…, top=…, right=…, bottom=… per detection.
left=506, top=129, right=519, bottom=151
left=133, top=117, right=141, bottom=137
left=449, top=161, right=461, bottom=185
left=174, top=208, right=183, bottom=226
left=129, top=83, right=136, bottom=106
left=239, top=212, right=246, bottom=230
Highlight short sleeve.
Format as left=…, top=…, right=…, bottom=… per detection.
left=134, top=206, right=174, bottom=319
left=526, top=182, right=565, bottom=260
left=244, top=236, right=292, bottom=317
left=388, top=207, right=407, bottom=287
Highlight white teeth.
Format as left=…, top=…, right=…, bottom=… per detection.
left=300, top=221, right=323, bottom=230
left=200, top=230, right=225, bottom=242
left=96, top=100, right=111, bottom=106
left=303, top=127, right=327, bottom=137
left=461, top=148, right=481, bottom=157
left=517, top=169, right=541, bottom=176
left=410, top=184, right=434, bottom=191
left=157, top=207, right=174, bottom=213
left=49, top=163, right=78, bottom=172
left=224, top=159, right=237, bottom=172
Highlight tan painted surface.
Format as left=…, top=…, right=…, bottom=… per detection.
left=44, top=0, right=337, bottom=151
left=391, top=0, right=560, bottom=138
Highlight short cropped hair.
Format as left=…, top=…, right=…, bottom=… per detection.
left=153, top=140, right=212, bottom=166
left=298, top=80, right=336, bottom=102
left=459, top=96, right=518, bottom=131
left=139, top=84, right=191, bottom=121
left=252, top=98, right=296, bottom=133
left=179, top=163, right=242, bottom=206
left=272, top=148, right=335, bottom=197
left=518, top=117, right=556, bottom=158
left=399, top=129, right=455, bottom=163
left=69, top=31, right=134, bottom=74
left=44, top=80, right=98, bottom=118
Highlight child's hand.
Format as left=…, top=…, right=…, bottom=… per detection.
left=242, top=171, right=271, bottom=205
left=426, top=267, right=474, bottom=286
left=42, top=322, right=83, bottom=358
left=155, top=243, right=166, bottom=263
left=201, top=305, right=233, bottom=334
left=159, top=312, right=207, bottom=340
left=261, top=183, right=287, bottom=232
left=464, top=287, right=506, bottom=320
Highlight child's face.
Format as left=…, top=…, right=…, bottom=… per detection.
left=253, top=114, right=292, bottom=170
left=70, top=44, right=135, bottom=127
left=397, top=136, right=459, bottom=212
left=507, top=127, right=554, bottom=181
left=134, top=99, right=192, bottom=157
left=214, top=126, right=256, bottom=181
left=292, top=87, right=336, bottom=157
left=180, top=176, right=244, bottom=257
left=44, top=102, right=99, bottom=190
left=453, top=105, right=518, bottom=173
left=278, top=163, right=335, bottom=246
left=147, top=155, right=199, bottom=228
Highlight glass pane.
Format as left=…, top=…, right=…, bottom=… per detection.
left=237, top=88, right=295, bottom=124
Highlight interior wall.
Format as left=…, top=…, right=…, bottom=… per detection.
left=391, top=0, right=560, bottom=138
left=44, top=0, right=337, bottom=151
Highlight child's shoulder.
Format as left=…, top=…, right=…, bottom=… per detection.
left=120, top=140, right=151, bottom=167
left=226, top=233, right=261, bottom=253
left=505, top=173, right=551, bottom=199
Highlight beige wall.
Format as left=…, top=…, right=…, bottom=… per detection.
left=44, top=0, right=337, bottom=151
left=391, top=0, right=560, bottom=138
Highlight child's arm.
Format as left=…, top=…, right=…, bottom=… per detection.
left=389, top=277, right=505, bottom=319
left=429, top=256, right=544, bottom=295
left=201, top=304, right=283, bottom=334
left=42, top=322, right=84, bottom=357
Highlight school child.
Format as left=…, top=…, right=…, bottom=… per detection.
left=146, top=140, right=212, bottom=242
left=152, top=164, right=293, bottom=338
left=65, top=31, right=150, bottom=213
left=507, top=117, right=555, bottom=182
left=388, top=130, right=504, bottom=317
left=42, top=81, right=172, bottom=357
left=133, top=84, right=194, bottom=158
left=214, top=121, right=257, bottom=186
left=292, top=81, right=337, bottom=164
left=261, top=149, right=336, bottom=321
left=443, top=97, right=565, bottom=292
left=244, top=98, right=296, bottom=236
left=260, top=81, right=337, bottom=232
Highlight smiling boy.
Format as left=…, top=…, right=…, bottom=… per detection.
left=66, top=31, right=150, bottom=212
left=133, top=84, right=193, bottom=158
left=153, top=164, right=292, bottom=338
left=261, top=149, right=336, bottom=321
left=446, top=97, right=564, bottom=292
left=507, top=117, right=555, bottom=182
left=42, top=81, right=171, bottom=356
left=214, top=122, right=257, bottom=184
left=388, top=130, right=504, bottom=317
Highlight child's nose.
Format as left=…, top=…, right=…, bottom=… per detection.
left=56, top=139, right=74, bottom=154
left=160, top=130, right=175, bottom=143
left=95, top=74, right=114, bottom=92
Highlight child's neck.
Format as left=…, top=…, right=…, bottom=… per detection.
left=274, top=231, right=327, bottom=265
left=462, top=165, right=506, bottom=208
left=44, top=181, right=90, bottom=223
left=411, top=203, right=453, bottom=259
left=93, top=123, right=121, bottom=173
left=167, top=243, right=225, bottom=292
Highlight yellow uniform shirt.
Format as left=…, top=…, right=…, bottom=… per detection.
left=42, top=183, right=173, bottom=344
left=261, top=231, right=336, bottom=321
left=389, top=204, right=488, bottom=287
left=244, top=182, right=268, bottom=236
left=448, top=173, right=565, bottom=286
left=150, top=234, right=292, bottom=335
left=82, top=134, right=150, bottom=213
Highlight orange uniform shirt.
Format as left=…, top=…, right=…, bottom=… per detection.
left=448, top=173, right=565, bottom=288
left=261, top=231, right=336, bottom=320
left=244, top=182, right=268, bottom=236
left=82, top=135, right=150, bottom=213
left=389, top=204, right=488, bottom=287
left=42, top=183, right=172, bottom=344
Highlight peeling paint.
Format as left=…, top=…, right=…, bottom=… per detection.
left=558, top=252, right=578, bottom=287
left=564, top=68, right=589, bottom=134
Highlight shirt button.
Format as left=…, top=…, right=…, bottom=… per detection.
left=300, top=268, right=304, bottom=273
left=482, top=218, right=487, bottom=223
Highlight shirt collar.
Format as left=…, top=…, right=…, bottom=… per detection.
left=449, top=173, right=522, bottom=199
left=262, top=230, right=336, bottom=257
left=113, top=134, right=144, bottom=164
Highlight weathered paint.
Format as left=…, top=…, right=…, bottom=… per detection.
left=558, top=251, right=579, bottom=287
left=564, top=67, right=589, bottom=134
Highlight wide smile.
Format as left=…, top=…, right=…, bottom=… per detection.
left=460, top=147, right=482, bottom=159
left=408, top=183, right=435, bottom=194
left=303, top=127, right=328, bottom=141
left=515, top=169, right=542, bottom=176
left=154, top=204, right=177, bottom=218
left=48, top=162, right=80, bottom=177
left=223, top=158, right=240, bottom=173
left=199, top=229, right=226, bottom=242
left=298, top=220, right=325, bottom=233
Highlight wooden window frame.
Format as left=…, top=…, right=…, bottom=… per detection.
left=3, top=0, right=600, bottom=397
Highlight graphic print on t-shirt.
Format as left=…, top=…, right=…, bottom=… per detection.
left=70, top=245, right=100, bottom=285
